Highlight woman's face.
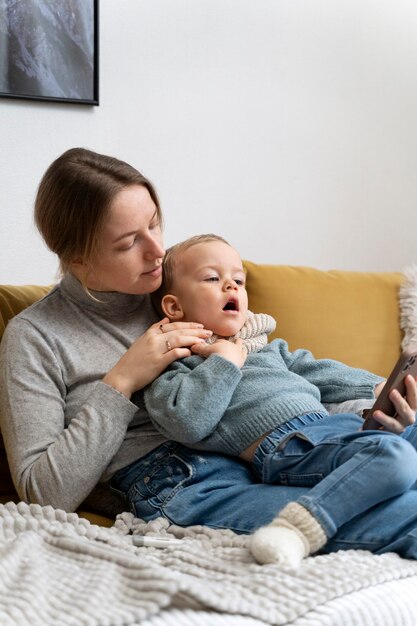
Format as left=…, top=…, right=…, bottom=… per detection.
left=82, top=184, right=165, bottom=294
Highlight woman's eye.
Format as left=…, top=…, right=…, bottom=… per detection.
left=119, top=238, right=137, bottom=251
left=150, top=220, right=160, bottom=231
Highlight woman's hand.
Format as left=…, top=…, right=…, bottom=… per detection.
left=191, top=338, right=247, bottom=369
left=370, top=375, right=417, bottom=433
left=102, top=318, right=212, bottom=398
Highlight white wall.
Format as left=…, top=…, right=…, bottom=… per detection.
left=1, top=0, right=417, bottom=284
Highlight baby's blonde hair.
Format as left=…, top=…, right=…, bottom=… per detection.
left=152, top=234, right=230, bottom=313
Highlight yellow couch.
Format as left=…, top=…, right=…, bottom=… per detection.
left=0, top=264, right=404, bottom=525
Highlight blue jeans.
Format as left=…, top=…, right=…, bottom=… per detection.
left=111, top=443, right=299, bottom=534
left=252, top=412, right=417, bottom=539
left=110, top=418, right=417, bottom=559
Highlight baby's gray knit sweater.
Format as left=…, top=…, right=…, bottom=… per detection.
left=0, top=273, right=167, bottom=512
left=145, top=343, right=384, bottom=455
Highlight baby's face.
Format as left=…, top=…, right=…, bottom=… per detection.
left=171, top=241, right=248, bottom=337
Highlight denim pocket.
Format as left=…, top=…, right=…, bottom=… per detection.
left=133, top=452, right=193, bottom=500
left=118, top=445, right=194, bottom=520
left=275, top=471, right=324, bottom=487
left=261, top=433, right=325, bottom=485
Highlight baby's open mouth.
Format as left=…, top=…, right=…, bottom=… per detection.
left=223, top=298, right=239, bottom=311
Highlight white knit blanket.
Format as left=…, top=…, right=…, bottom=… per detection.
left=2, top=501, right=417, bottom=626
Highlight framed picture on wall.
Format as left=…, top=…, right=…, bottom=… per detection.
left=0, top=0, right=99, bottom=105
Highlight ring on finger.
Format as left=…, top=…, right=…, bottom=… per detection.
left=165, top=340, right=172, bottom=352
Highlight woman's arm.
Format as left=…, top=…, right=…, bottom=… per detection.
left=0, top=319, right=136, bottom=512
left=102, top=318, right=212, bottom=398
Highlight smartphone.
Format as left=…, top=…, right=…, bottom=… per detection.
left=362, top=348, right=417, bottom=430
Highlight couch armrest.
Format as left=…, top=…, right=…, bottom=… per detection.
left=0, top=284, right=52, bottom=337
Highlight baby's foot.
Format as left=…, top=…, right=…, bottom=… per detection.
left=250, top=523, right=308, bottom=568
left=250, top=502, right=327, bottom=567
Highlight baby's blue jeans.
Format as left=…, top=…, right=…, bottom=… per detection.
left=110, top=413, right=417, bottom=559
left=252, top=412, right=417, bottom=539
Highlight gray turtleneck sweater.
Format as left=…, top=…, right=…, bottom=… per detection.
left=0, top=273, right=166, bottom=512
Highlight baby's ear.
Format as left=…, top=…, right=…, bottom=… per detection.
left=161, top=294, right=184, bottom=320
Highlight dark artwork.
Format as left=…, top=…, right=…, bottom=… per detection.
left=0, top=0, right=98, bottom=104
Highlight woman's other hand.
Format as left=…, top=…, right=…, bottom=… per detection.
left=371, top=375, right=417, bottom=433
left=102, top=318, right=212, bottom=398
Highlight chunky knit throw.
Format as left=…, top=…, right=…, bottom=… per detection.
left=2, top=501, right=417, bottom=626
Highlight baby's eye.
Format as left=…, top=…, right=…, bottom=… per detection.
left=205, top=277, right=219, bottom=282
left=235, top=279, right=245, bottom=286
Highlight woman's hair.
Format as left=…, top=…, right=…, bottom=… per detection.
left=34, top=147, right=162, bottom=275
left=151, top=234, right=230, bottom=314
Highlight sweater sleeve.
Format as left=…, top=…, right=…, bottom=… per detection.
left=144, top=354, right=242, bottom=444
left=273, top=339, right=384, bottom=403
left=0, top=318, right=138, bottom=512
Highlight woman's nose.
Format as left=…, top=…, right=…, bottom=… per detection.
left=144, top=236, right=165, bottom=260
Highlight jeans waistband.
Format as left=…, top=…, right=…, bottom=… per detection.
left=252, top=411, right=328, bottom=478
left=270, top=411, right=328, bottom=442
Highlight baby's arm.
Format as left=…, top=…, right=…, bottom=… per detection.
left=275, top=339, right=384, bottom=402
left=144, top=353, right=243, bottom=444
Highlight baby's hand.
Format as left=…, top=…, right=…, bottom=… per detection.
left=191, top=338, right=247, bottom=368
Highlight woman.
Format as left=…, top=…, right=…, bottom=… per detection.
left=1, top=147, right=417, bottom=560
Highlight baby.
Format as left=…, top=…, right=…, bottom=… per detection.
left=144, top=234, right=417, bottom=567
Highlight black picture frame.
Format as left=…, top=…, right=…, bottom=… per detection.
left=0, top=0, right=99, bottom=106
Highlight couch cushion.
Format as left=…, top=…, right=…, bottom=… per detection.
left=243, top=262, right=403, bottom=378
left=0, top=433, right=15, bottom=495
left=0, top=284, right=52, bottom=497
left=0, top=284, right=51, bottom=339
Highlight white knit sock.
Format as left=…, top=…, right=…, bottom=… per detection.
left=250, top=502, right=327, bottom=568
